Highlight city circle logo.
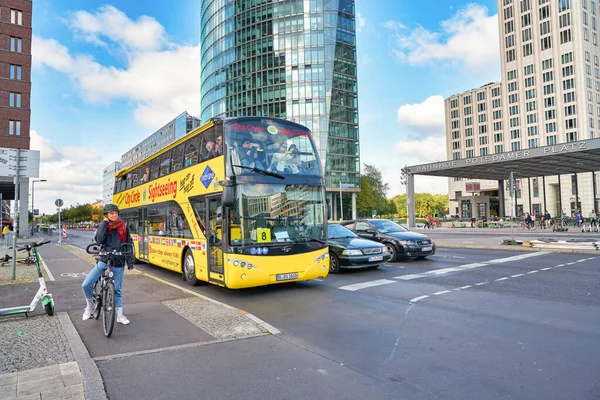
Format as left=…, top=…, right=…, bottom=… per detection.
left=200, top=166, right=216, bottom=189
left=267, top=126, right=278, bottom=135
left=142, top=188, right=148, bottom=203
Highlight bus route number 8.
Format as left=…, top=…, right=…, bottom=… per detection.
left=257, top=228, right=271, bottom=243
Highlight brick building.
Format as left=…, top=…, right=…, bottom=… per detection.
left=0, top=0, right=32, bottom=150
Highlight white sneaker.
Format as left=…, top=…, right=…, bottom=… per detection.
left=117, top=315, right=130, bottom=325
left=82, top=308, right=92, bottom=321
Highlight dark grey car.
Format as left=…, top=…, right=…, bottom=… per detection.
left=340, top=219, right=435, bottom=262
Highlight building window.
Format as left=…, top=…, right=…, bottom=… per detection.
left=494, top=133, right=503, bottom=142
left=10, top=37, right=22, bottom=53
left=466, top=150, right=474, bottom=158
left=9, top=93, right=21, bottom=108
left=546, top=122, right=557, bottom=132
left=511, top=141, right=521, bottom=150
left=560, top=29, right=572, bottom=43
left=9, top=65, right=22, bottom=80
left=8, top=120, right=21, bottom=135
left=542, top=58, right=553, bottom=69
left=495, top=144, right=504, bottom=153
left=566, top=132, right=577, bottom=141
left=541, top=36, right=552, bottom=49
left=546, top=135, right=557, bottom=145
left=10, top=9, right=23, bottom=25
left=528, top=138, right=539, bottom=148
left=523, top=42, right=533, bottom=56
left=480, top=147, right=489, bottom=156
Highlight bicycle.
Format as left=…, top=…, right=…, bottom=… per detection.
left=519, top=221, right=537, bottom=230
left=0, top=240, right=54, bottom=317
left=85, top=242, right=132, bottom=338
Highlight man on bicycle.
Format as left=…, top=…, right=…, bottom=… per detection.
left=82, top=204, right=134, bottom=324
left=524, top=212, right=534, bottom=229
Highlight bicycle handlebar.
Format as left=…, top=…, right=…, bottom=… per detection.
left=17, top=240, right=51, bottom=252
left=86, top=242, right=132, bottom=256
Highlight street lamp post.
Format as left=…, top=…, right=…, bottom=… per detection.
left=31, top=179, right=46, bottom=237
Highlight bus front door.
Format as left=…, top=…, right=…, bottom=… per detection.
left=206, top=196, right=224, bottom=283
left=137, top=208, right=148, bottom=260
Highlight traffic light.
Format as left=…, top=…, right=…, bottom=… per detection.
left=400, top=165, right=409, bottom=185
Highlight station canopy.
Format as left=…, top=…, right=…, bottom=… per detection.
left=407, top=138, right=600, bottom=180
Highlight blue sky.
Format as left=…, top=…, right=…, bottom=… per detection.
left=30, top=0, right=502, bottom=213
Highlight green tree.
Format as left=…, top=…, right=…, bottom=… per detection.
left=356, top=164, right=394, bottom=218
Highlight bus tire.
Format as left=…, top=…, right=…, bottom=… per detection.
left=183, top=249, right=199, bottom=286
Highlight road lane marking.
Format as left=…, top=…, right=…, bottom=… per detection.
left=540, top=267, right=552, bottom=271
left=410, top=295, right=429, bottom=303
left=393, top=252, right=548, bottom=281
left=566, top=262, right=576, bottom=265
left=576, top=259, right=587, bottom=263
left=527, top=270, right=539, bottom=274
left=458, top=285, right=472, bottom=290
left=555, top=264, right=565, bottom=267
left=474, top=282, right=488, bottom=286
left=433, top=290, right=451, bottom=295
left=511, top=274, right=524, bottom=278
left=338, top=279, right=396, bottom=292
left=496, top=277, right=509, bottom=281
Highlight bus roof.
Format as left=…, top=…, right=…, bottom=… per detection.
left=116, top=119, right=215, bottom=178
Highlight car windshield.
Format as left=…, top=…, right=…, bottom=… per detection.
left=370, top=219, right=408, bottom=233
left=328, top=224, right=357, bottom=239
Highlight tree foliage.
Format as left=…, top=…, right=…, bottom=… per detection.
left=37, top=203, right=103, bottom=225
left=355, top=164, right=396, bottom=217
left=392, top=193, right=449, bottom=217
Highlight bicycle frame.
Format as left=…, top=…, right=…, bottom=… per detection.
left=0, top=241, right=54, bottom=317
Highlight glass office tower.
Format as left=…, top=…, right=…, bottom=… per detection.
left=200, top=0, right=360, bottom=218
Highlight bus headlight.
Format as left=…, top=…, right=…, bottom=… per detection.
left=241, top=274, right=246, bottom=279
left=233, top=261, right=239, bottom=266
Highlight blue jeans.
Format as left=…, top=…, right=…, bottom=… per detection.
left=82, top=262, right=125, bottom=308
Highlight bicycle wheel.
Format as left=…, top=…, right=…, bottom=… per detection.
left=103, top=280, right=116, bottom=337
left=92, top=279, right=102, bottom=320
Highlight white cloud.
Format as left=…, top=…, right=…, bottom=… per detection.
left=391, top=4, right=499, bottom=73
left=356, top=13, right=367, bottom=32
left=397, top=95, right=445, bottom=135
left=32, top=6, right=200, bottom=129
left=69, top=5, right=167, bottom=52
left=30, top=130, right=107, bottom=213
left=384, top=20, right=406, bottom=30
left=394, top=135, right=447, bottom=163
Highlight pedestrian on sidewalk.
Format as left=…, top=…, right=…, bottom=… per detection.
left=589, top=210, right=597, bottom=228
left=81, top=204, right=134, bottom=324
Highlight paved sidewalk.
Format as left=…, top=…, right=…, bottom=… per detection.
left=1, top=362, right=83, bottom=400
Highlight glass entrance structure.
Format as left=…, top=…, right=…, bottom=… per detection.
left=200, top=0, right=360, bottom=218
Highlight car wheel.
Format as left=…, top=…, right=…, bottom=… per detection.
left=385, top=243, right=397, bottom=262
left=329, top=252, right=341, bottom=274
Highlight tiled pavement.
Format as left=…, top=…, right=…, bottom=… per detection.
left=0, top=362, right=83, bottom=400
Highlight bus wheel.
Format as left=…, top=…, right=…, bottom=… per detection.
left=183, top=250, right=199, bottom=286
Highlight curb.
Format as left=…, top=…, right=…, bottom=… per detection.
left=57, top=312, right=106, bottom=400
left=436, top=244, right=600, bottom=254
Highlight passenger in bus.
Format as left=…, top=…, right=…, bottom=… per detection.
left=240, top=139, right=265, bottom=170
left=201, top=141, right=215, bottom=161
left=268, top=142, right=289, bottom=173
left=214, top=136, right=223, bottom=156
left=141, top=167, right=150, bottom=183
left=285, top=144, right=303, bottom=174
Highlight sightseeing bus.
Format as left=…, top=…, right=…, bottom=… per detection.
left=112, top=117, right=329, bottom=289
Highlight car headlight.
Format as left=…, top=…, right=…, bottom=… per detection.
left=398, top=240, right=416, bottom=245
left=342, top=249, right=363, bottom=256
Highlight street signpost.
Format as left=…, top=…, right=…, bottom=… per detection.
left=55, top=199, right=63, bottom=245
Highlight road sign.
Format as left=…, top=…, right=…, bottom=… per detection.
left=0, top=148, right=40, bottom=178
left=55, top=199, right=63, bottom=207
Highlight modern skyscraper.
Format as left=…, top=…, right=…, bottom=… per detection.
left=200, top=0, right=360, bottom=218
left=445, top=0, right=600, bottom=218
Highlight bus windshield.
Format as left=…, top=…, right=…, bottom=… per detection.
left=230, top=184, right=326, bottom=246
left=225, top=119, right=322, bottom=177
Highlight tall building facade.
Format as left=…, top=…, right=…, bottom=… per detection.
left=0, top=0, right=31, bottom=150
left=445, top=0, right=600, bottom=218
left=0, top=0, right=32, bottom=236
left=121, top=111, right=200, bottom=169
left=199, top=0, right=360, bottom=218
left=102, top=161, right=122, bottom=205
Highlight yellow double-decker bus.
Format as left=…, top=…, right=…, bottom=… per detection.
left=113, top=117, right=329, bottom=288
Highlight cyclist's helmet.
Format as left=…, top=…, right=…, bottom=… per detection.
left=103, top=204, right=119, bottom=214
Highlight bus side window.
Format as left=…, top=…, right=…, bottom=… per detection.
left=184, top=137, right=199, bottom=167
left=190, top=198, right=207, bottom=237
left=171, top=143, right=184, bottom=172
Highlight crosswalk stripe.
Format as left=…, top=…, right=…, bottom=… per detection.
left=338, top=279, right=396, bottom=292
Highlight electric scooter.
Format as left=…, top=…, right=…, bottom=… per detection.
left=0, top=240, right=54, bottom=317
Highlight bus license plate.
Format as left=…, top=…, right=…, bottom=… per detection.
left=368, top=255, right=384, bottom=262
left=276, top=272, right=298, bottom=281
left=421, top=246, right=433, bottom=252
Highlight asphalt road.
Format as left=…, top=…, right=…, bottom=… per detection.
left=62, top=231, right=600, bottom=399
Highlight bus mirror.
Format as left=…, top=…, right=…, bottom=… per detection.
left=222, top=184, right=234, bottom=207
